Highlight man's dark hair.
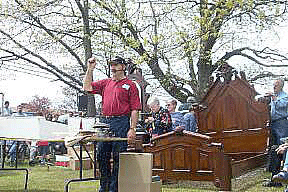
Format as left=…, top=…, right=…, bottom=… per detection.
left=4, top=101, right=9, bottom=105
left=126, top=58, right=137, bottom=74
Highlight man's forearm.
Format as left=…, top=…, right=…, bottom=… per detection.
left=83, top=68, right=94, bottom=92
left=130, top=110, right=139, bottom=130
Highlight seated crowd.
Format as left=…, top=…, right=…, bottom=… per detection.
left=143, top=96, right=198, bottom=138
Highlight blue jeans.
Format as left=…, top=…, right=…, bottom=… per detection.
left=268, top=119, right=288, bottom=176
left=271, top=119, right=288, bottom=145
left=9, top=142, right=17, bottom=163
left=283, top=150, right=288, bottom=170
left=98, top=116, right=130, bottom=192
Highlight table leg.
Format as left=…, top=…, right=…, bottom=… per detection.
left=0, top=168, right=29, bottom=191
left=94, top=141, right=97, bottom=178
left=1, top=140, right=6, bottom=168
left=79, top=144, right=83, bottom=179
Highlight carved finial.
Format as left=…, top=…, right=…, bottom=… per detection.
left=216, top=62, right=236, bottom=82
left=240, top=71, right=247, bottom=81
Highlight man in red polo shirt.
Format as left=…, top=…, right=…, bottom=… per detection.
left=83, top=56, right=141, bottom=192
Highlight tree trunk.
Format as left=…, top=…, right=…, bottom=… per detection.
left=87, top=94, right=96, bottom=117
left=198, top=60, right=212, bottom=98
left=80, top=0, right=96, bottom=117
left=197, top=41, right=213, bottom=98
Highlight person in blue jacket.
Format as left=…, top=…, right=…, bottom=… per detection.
left=264, top=79, right=288, bottom=187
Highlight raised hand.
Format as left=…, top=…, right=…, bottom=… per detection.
left=87, top=57, right=96, bottom=70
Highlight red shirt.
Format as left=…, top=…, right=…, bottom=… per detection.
left=91, top=78, right=141, bottom=116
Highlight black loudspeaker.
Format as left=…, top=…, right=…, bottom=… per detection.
left=78, top=95, right=88, bottom=111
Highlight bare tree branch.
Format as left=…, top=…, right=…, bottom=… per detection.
left=249, top=71, right=284, bottom=82
left=14, top=0, right=85, bottom=71
left=219, top=47, right=288, bottom=67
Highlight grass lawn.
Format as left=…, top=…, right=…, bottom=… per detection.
left=0, top=165, right=287, bottom=192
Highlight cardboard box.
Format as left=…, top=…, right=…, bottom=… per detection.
left=69, top=158, right=92, bottom=170
left=119, top=153, right=152, bottom=183
left=118, top=181, right=161, bottom=192
left=150, top=181, right=161, bottom=192
left=119, top=153, right=161, bottom=192
left=119, top=182, right=150, bottom=192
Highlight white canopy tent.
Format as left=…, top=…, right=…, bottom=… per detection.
left=0, top=116, right=71, bottom=141
left=0, top=116, right=96, bottom=141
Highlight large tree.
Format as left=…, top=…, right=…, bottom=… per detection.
left=89, top=0, right=288, bottom=100
left=0, top=0, right=288, bottom=112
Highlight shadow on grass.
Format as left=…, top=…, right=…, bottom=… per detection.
left=231, top=167, right=287, bottom=192
left=162, top=180, right=218, bottom=192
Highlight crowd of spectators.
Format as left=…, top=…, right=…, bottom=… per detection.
left=44, top=111, right=85, bottom=124
left=143, top=96, right=198, bottom=139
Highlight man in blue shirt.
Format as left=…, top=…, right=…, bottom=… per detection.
left=270, top=79, right=288, bottom=145
left=2, top=101, right=12, bottom=116
left=183, top=97, right=198, bottom=132
left=264, top=79, right=288, bottom=187
left=166, top=99, right=185, bottom=131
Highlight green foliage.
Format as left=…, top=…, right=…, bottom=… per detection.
left=143, top=37, right=148, bottom=46
left=152, top=35, right=164, bottom=44
left=0, top=0, right=287, bottom=103
left=275, top=5, right=281, bottom=16
left=225, top=0, right=234, bottom=9
left=127, top=36, right=141, bottom=48
left=258, top=10, right=266, bottom=20
left=135, top=52, right=149, bottom=65
left=246, top=0, right=254, bottom=11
